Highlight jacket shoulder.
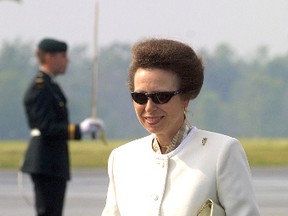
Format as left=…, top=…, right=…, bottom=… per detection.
left=190, top=128, right=240, bottom=152
left=24, top=73, right=50, bottom=101
left=113, top=135, right=153, bottom=154
left=195, top=129, right=235, bottom=141
left=32, top=72, right=50, bottom=89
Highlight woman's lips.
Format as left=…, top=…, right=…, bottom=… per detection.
left=144, top=116, right=163, bottom=125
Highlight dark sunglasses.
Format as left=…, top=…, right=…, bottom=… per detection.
left=131, top=90, right=182, bottom=105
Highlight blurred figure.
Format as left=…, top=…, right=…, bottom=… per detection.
left=101, top=38, right=260, bottom=216
left=21, top=38, right=102, bottom=216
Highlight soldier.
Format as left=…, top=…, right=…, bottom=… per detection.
left=21, top=38, right=102, bottom=216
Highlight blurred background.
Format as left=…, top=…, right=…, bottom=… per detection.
left=1, top=0, right=288, bottom=140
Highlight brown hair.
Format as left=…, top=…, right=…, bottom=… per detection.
left=128, top=38, right=204, bottom=100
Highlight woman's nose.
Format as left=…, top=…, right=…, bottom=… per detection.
left=145, top=98, right=158, bottom=112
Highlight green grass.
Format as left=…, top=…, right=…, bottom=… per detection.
left=0, top=141, right=26, bottom=169
left=241, top=138, right=288, bottom=166
left=0, top=138, right=288, bottom=169
left=0, top=140, right=125, bottom=169
left=69, top=140, right=125, bottom=168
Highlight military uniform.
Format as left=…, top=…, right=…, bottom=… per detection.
left=21, top=71, right=81, bottom=216
left=21, top=71, right=81, bottom=179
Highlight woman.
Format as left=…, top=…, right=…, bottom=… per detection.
left=101, top=38, right=260, bottom=216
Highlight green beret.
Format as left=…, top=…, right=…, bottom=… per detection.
left=38, top=38, right=68, bottom=53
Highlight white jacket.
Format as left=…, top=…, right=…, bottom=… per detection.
left=101, top=127, right=260, bottom=216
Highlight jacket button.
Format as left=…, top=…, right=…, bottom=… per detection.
left=152, top=194, right=159, bottom=201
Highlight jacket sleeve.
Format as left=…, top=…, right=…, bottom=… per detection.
left=101, top=150, right=121, bottom=216
left=216, top=139, right=260, bottom=216
left=68, top=123, right=81, bottom=140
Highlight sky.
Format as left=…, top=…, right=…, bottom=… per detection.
left=1, top=0, right=288, bottom=57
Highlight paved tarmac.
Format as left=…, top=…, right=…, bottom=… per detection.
left=1, top=167, right=288, bottom=216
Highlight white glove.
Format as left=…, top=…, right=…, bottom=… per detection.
left=80, top=118, right=104, bottom=134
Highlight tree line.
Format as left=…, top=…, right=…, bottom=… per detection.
left=0, top=39, right=287, bottom=140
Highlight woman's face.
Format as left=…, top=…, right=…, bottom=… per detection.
left=133, top=68, right=189, bottom=142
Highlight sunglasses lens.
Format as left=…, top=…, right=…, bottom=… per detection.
left=131, top=93, right=148, bottom=104
left=131, top=91, right=181, bottom=105
left=154, top=92, right=173, bottom=104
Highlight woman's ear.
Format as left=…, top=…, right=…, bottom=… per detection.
left=183, top=99, right=189, bottom=110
